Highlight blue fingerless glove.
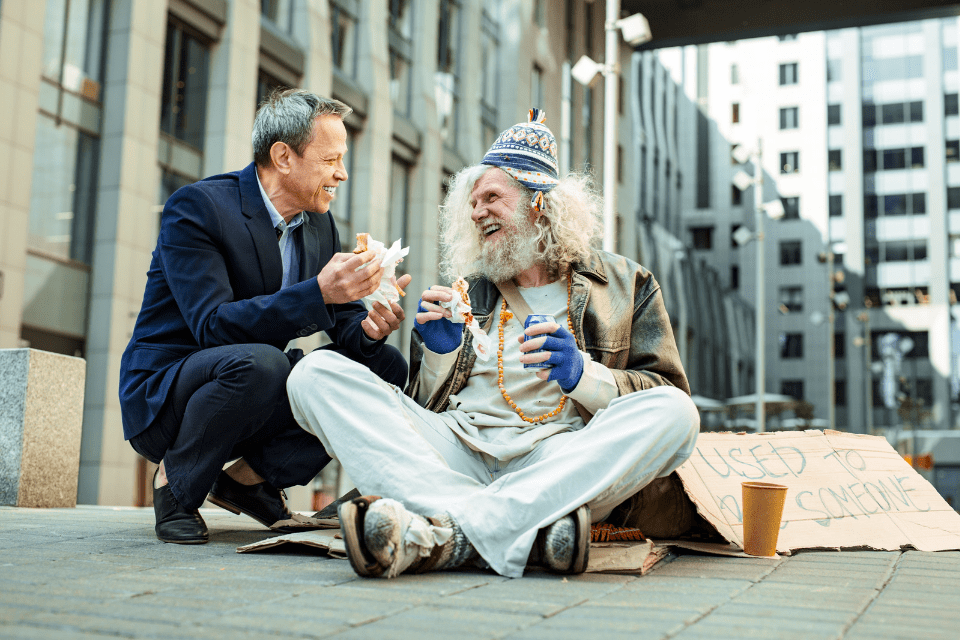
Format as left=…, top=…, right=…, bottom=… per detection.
left=414, top=298, right=464, bottom=354
left=535, top=325, right=585, bottom=393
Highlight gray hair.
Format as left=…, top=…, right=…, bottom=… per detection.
left=439, top=165, right=603, bottom=281
left=252, top=89, right=352, bottom=167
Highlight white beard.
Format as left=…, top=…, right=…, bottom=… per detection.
left=473, top=211, right=542, bottom=282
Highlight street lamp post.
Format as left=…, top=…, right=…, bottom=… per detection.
left=732, top=140, right=784, bottom=432
left=753, top=142, right=766, bottom=433
left=570, top=11, right=651, bottom=252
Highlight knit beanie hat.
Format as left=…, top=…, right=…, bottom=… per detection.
left=481, top=108, right=559, bottom=212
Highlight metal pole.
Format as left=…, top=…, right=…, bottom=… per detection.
left=828, top=250, right=836, bottom=430
left=602, top=0, right=620, bottom=253
left=755, top=140, right=766, bottom=432
left=862, top=312, right=874, bottom=434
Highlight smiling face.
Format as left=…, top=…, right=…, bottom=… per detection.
left=469, top=168, right=532, bottom=244
left=468, top=168, right=544, bottom=282
left=285, top=114, right=348, bottom=214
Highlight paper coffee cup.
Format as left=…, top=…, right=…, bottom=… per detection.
left=741, top=481, right=788, bottom=557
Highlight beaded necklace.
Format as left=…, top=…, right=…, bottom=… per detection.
left=496, top=275, right=575, bottom=424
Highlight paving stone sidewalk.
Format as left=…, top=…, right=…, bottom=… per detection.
left=1, top=506, right=958, bottom=639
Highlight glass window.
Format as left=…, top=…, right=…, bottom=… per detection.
left=909, top=101, right=923, bottom=122
left=389, top=0, right=414, bottom=117
left=780, top=240, right=802, bottom=265
left=911, top=192, right=926, bottom=214
left=884, top=242, right=909, bottom=262
left=780, top=151, right=798, bottom=174
left=827, top=104, right=841, bottom=125
left=781, top=196, right=800, bottom=219
left=779, top=106, right=798, bottom=129
left=911, top=147, right=925, bottom=168
left=863, top=149, right=877, bottom=172
left=946, top=93, right=959, bottom=117
left=731, top=63, right=739, bottom=84
left=261, top=0, right=292, bottom=31
left=829, top=194, right=842, bottom=217
left=160, top=21, right=210, bottom=151
left=862, top=103, right=876, bottom=127
left=914, top=242, right=928, bottom=261
left=732, top=102, right=739, bottom=124
left=436, top=0, right=461, bottom=146
left=28, top=115, right=100, bottom=263
left=779, top=286, right=803, bottom=313
left=331, top=0, right=358, bottom=78
left=779, top=62, right=798, bottom=85
left=779, top=333, right=804, bottom=358
left=256, top=69, right=288, bottom=112
left=781, top=380, right=804, bottom=400
left=691, top=226, right=713, bottom=250
left=835, top=379, right=846, bottom=405
left=479, top=1, right=499, bottom=144
left=884, top=194, right=906, bottom=216
left=835, top=333, right=846, bottom=359
left=881, top=103, right=905, bottom=124
left=864, top=194, right=878, bottom=218
left=949, top=187, right=960, bottom=210
left=828, top=149, right=841, bottom=171
left=948, top=140, right=960, bottom=163
left=882, top=148, right=905, bottom=170
left=730, top=265, right=739, bottom=290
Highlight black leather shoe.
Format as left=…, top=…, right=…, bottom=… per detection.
left=207, top=471, right=300, bottom=531
left=313, top=487, right=361, bottom=519
left=153, top=471, right=208, bottom=544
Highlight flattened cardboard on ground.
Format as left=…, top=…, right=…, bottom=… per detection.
left=237, top=529, right=346, bottom=557
left=675, top=430, right=960, bottom=554
left=237, top=529, right=673, bottom=574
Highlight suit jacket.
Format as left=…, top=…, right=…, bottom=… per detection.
left=119, top=163, right=377, bottom=440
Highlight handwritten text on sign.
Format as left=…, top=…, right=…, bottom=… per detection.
left=674, top=431, right=960, bottom=553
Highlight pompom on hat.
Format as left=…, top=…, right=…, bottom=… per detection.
left=481, top=108, right=559, bottom=212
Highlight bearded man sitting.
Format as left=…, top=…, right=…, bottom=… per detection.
left=287, top=110, right=699, bottom=579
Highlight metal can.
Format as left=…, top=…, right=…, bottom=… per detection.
left=523, top=314, right=556, bottom=369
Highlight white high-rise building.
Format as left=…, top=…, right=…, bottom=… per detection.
left=672, top=18, right=960, bottom=448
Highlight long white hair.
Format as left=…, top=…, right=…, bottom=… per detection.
left=439, top=165, right=603, bottom=281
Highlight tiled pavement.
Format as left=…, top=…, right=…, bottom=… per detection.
left=1, top=506, right=958, bottom=639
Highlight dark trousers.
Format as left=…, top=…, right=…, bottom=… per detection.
left=130, top=342, right=407, bottom=509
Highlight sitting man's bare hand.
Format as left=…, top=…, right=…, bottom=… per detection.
left=362, top=274, right=413, bottom=340
left=316, top=251, right=382, bottom=304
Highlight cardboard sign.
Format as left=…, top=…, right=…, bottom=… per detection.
left=676, top=430, right=960, bottom=553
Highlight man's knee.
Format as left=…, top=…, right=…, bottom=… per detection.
left=614, top=386, right=700, bottom=447
left=229, top=344, right=289, bottom=394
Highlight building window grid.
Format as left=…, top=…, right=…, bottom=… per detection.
left=780, top=240, right=802, bottom=265
left=331, top=0, right=358, bottom=78
left=779, top=106, right=798, bottom=129
left=389, top=0, right=414, bottom=117
left=479, top=3, right=499, bottom=145
left=780, top=151, right=799, bottom=174
left=863, top=146, right=925, bottom=172
left=779, top=62, right=798, bottom=85
left=779, top=286, right=804, bottom=313
left=436, top=0, right=461, bottom=147
left=779, top=333, right=804, bottom=359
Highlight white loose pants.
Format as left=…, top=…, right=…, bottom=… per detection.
left=287, top=351, right=699, bottom=578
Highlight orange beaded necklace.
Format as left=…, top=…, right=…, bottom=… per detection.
left=496, top=275, right=575, bottom=424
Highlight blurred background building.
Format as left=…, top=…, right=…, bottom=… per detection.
left=0, top=0, right=749, bottom=508
left=2, top=0, right=958, bottom=508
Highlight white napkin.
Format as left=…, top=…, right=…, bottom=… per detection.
left=439, top=287, right=492, bottom=361
left=357, top=237, right=410, bottom=306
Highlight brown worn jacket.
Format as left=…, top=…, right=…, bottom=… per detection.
left=406, top=249, right=690, bottom=419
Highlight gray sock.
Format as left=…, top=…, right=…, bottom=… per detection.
left=433, top=513, right=478, bottom=569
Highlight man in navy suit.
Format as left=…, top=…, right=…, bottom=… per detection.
left=120, top=90, right=409, bottom=544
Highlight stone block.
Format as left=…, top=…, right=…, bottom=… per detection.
left=0, top=348, right=85, bottom=507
